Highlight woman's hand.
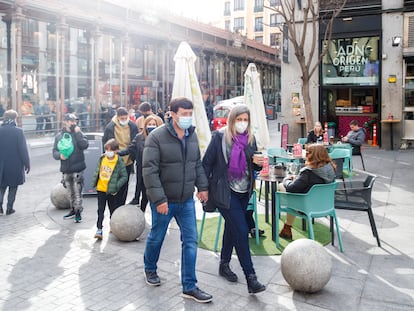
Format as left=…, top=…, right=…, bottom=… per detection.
left=252, top=153, right=264, bottom=166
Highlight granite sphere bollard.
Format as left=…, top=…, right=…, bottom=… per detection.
left=50, top=183, right=71, bottom=209
left=110, top=204, right=146, bottom=241
left=281, top=239, right=332, bottom=293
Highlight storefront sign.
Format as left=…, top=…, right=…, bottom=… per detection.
left=322, top=36, right=379, bottom=86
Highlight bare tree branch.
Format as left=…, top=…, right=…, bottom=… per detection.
left=265, top=0, right=347, bottom=131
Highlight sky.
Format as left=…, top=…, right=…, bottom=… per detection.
left=169, top=0, right=223, bottom=23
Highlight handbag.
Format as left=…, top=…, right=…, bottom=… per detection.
left=57, top=132, right=74, bottom=159
left=204, top=176, right=230, bottom=212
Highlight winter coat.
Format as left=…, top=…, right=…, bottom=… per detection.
left=283, top=163, right=336, bottom=193
left=128, top=132, right=145, bottom=194
left=306, top=130, right=323, bottom=144
left=0, top=122, right=30, bottom=187
left=52, top=128, right=89, bottom=173
left=91, top=154, right=128, bottom=195
left=142, top=119, right=208, bottom=206
left=345, top=127, right=366, bottom=155
left=102, top=118, right=138, bottom=154
left=202, top=129, right=261, bottom=210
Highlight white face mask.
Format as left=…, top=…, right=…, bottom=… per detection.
left=119, top=119, right=128, bottom=126
left=105, top=150, right=115, bottom=158
left=235, top=121, right=248, bottom=134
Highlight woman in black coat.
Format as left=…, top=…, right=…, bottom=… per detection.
left=127, top=115, right=162, bottom=210
left=0, top=110, right=30, bottom=215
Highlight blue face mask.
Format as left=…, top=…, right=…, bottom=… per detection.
left=177, top=116, right=193, bottom=130
left=147, top=126, right=156, bottom=133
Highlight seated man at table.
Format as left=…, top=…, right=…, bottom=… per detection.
left=279, top=144, right=336, bottom=240
left=341, top=120, right=366, bottom=155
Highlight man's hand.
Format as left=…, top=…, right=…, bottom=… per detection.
left=60, top=154, right=67, bottom=160
left=156, top=202, right=169, bottom=215
left=25, top=166, right=30, bottom=174
left=197, top=191, right=208, bottom=203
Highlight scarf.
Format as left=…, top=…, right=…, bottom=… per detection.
left=228, top=132, right=248, bottom=180
left=2, top=119, right=16, bottom=126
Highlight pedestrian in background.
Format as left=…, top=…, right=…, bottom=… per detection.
left=92, top=138, right=128, bottom=240
left=135, top=102, right=163, bottom=133
left=127, top=115, right=163, bottom=209
left=53, top=113, right=89, bottom=223
left=142, top=97, right=212, bottom=303
left=102, top=107, right=138, bottom=205
left=202, top=104, right=266, bottom=294
left=0, top=110, right=30, bottom=215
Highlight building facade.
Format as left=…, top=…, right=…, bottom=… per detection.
left=279, top=0, right=411, bottom=149
left=0, top=0, right=280, bottom=131
left=222, top=0, right=283, bottom=49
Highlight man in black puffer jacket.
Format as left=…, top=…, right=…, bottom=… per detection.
left=53, top=113, right=89, bottom=223
left=142, top=97, right=212, bottom=304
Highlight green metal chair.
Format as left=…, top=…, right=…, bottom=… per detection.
left=329, top=143, right=353, bottom=174
left=198, top=191, right=259, bottom=252
left=297, top=137, right=307, bottom=145
left=275, top=181, right=344, bottom=252
left=328, top=148, right=352, bottom=178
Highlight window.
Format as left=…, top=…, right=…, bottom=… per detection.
left=269, top=0, right=280, bottom=6
left=270, top=14, right=277, bottom=27
left=255, top=36, right=263, bottom=43
left=254, top=0, right=264, bottom=12
left=234, top=17, right=244, bottom=32
left=255, top=17, right=263, bottom=32
left=270, top=14, right=283, bottom=27
left=234, top=0, right=244, bottom=11
left=224, top=2, right=230, bottom=16
left=225, top=20, right=231, bottom=31
left=270, top=33, right=281, bottom=47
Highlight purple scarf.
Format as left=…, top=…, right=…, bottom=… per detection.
left=228, top=132, right=248, bottom=180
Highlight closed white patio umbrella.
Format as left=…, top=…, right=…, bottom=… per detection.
left=244, top=63, right=270, bottom=151
left=172, top=41, right=211, bottom=156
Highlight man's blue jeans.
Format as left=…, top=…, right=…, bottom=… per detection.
left=144, top=198, right=198, bottom=292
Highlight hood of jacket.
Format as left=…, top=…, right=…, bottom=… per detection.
left=306, top=163, right=335, bottom=183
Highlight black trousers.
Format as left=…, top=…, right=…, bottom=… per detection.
left=96, top=191, right=123, bottom=229
left=0, top=186, right=18, bottom=211
left=119, top=164, right=133, bottom=206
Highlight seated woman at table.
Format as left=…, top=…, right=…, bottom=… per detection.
left=306, top=121, right=324, bottom=144
left=202, top=104, right=266, bottom=294
left=279, top=143, right=336, bottom=240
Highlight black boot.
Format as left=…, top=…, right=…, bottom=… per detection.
left=6, top=208, right=15, bottom=215
left=219, top=262, right=238, bottom=282
left=246, top=274, right=265, bottom=294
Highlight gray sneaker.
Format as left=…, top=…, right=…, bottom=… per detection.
left=144, top=270, right=161, bottom=286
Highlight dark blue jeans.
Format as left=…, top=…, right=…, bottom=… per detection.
left=144, top=197, right=198, bottom=292
left=219, top=191, right=255, bottom=277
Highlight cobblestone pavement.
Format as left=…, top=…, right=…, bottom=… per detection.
left=1, top=124, right=414, bottom=310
